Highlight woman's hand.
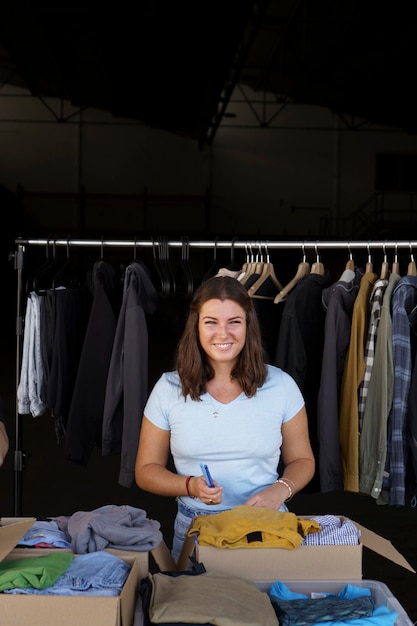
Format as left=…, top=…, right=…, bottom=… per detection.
left=188, top=475, right=223, bottom=506
left=244, top=482, right=289, bottom=510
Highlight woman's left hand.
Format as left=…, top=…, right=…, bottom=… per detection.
left=244, top=483, right=288, bottom=510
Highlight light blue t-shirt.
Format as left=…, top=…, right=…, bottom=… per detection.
left=143, top=364, right=305, bottom=512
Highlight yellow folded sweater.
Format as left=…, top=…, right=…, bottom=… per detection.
left=188, top=505, right=320, bottom=549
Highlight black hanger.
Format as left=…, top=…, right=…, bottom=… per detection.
left=227, top=237, right=241, bottom=271
left=32, top=239, right=59, bottom=294
left=51, top=240, right=82, bottom=289
left=202, top=238, right=222, bottom=281
left=152, top=237, right=165, bottom=296
left=175, top=236, right=194, bottom=299
left=153, top=237, right=175, bottom=298
left=25, top=238, right=54, bottom=295
left=215, top=237, right=242, bottom=278
left=131, top=238, right=138, bottom=262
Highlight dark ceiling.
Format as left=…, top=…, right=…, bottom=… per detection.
left=1, top=1, right=417, bottom=147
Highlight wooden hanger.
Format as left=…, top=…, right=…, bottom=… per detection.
left=274, top=246, right=310, bottom=304
left=237, top=242, right=255, bottom=283
left=245, top=242, right=266, bottom=286
left=391, top=244, right=400, bottom=275
left=241, top=242, right=265, bottom=287
left=247, top=242, right=284, bottom=300
left=338, top=246, right=356, bottom=281
left=345, top=245, right=354, bottom=271
left=365, top=244, right=373, bottom=273
left=380, top=244, right=389, bottom=279
left=310, top=244, right=325, bottom=275
left=407, top=245, right=417, bottom=276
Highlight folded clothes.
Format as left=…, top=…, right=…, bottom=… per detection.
left=54, top=504, right=162, bottom=553
left=269, top=581, right=397, bottom=626
left=188, top=505, right=320, bottom=549
left=302, top=515, right=361, bottom=546
left=4, top=551, right=130, bottom=597
left=0, top=552, right=73, bottom=592
left=16, top=520, right=72, bottom=549
left=271, top=594, right=375, bottom=626
left=147, top=570, right=279, bottom=626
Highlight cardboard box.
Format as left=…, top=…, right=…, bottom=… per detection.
left=106, top=540, right=176, bottom=578
left=256, top=580, right=413, bottom=626
left=0, top=517, right=37, bottom=562
left=0, top=516, right=173, bottom=626
left=180, top=515, right=416, bottom=581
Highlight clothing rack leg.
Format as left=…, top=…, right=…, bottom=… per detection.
left=13, top=243, right=25, bottom=515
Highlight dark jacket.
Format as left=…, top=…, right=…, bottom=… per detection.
left=64, top=261, right=119, bottom=465
left=102, top=261, right=159, bottom=488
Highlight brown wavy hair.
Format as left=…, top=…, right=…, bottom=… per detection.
left=176, top=276, right=267, bottom=400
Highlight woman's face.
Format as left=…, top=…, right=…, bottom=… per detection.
left=198, top=298, right=247, bottom=366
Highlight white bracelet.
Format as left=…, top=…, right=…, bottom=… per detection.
left=276, top=478, right=293, bottom=502
left=280, top=477, right=296, bottom=489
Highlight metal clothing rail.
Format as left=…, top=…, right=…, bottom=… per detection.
left=11, top=236, right=417, bottom=515
left=13, top=237, right=417, bottom=250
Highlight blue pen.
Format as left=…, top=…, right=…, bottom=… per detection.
left=200, top=463, right=215, bottom=487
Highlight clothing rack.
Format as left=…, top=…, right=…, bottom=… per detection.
left=12, top=236, right=417, bottom=515
left=14, top=237, right=417, bottom=250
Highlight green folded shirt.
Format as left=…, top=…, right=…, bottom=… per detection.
left=0, top=552, right=73, bottom=591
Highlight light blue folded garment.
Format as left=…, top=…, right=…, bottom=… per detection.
left=270, top=581, right=372, bottom=601
left=16, top=520, right=72, bottom=548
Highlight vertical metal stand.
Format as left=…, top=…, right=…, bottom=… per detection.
left=13, top=243, right=25, bottom=515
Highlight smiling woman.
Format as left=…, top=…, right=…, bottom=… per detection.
left=135, top=276, right=315, bottom=563
left=198, top=298, right=247, bottom=402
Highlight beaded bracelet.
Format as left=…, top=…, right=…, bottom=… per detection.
left=276, top=477, right=294, bottom=502
left=280, top=477, right=296, bottom=490
left=185, top=475, right=196, bottom=499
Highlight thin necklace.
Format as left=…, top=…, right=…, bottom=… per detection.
left=208, top=394, right=222, bottom=418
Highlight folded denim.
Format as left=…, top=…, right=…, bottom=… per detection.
left=177, top=499, right=227, bottom=519
left=17, top=520, right=72, bottom=548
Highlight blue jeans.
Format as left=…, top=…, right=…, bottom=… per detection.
left=5, top=551, right=131, bottom=596
left=172, top=499, right=225, bottom=565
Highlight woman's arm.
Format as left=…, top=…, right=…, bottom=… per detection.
left=279, top=405, right=316, bottom=489
left=245, top=406, right=315, bottom=509
left=135, top=416, right=222, bottom=503
left=135, top=416, right=177, bottom=495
